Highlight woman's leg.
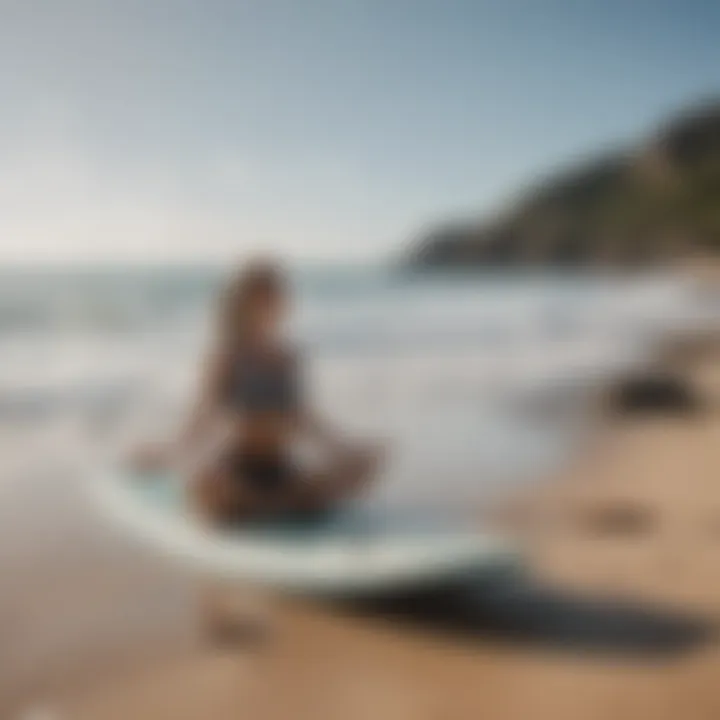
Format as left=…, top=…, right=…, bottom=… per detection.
left=289, top=443, right=384, bottom=511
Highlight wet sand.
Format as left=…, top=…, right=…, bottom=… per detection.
left=3, top=346, right=720, bottom=719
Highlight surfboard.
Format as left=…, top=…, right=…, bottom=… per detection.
left=90, top=467, right=519, bottom=596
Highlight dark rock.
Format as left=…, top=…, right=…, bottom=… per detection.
left=609, top=372, right=702, bottom=416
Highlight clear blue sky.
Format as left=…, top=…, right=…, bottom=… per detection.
left=1, top=0, right=718, bottom=263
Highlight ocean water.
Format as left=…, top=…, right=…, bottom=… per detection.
left=0, top=264, right=714, bottom=509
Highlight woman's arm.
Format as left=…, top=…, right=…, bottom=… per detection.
left=299, top=410, right=347, bottom=453
left=179, top=345, right=234, bottom=448
left=130, top=347, right=234, bottom=472
left=288, top=349, right=345, bottom=452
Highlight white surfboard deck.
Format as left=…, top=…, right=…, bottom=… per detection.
left=90, top=468, right=519, bottom=595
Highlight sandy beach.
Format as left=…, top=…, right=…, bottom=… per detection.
left=1, top=1, right=719, bottom=716
left=0, top=328, right=716, bottom=719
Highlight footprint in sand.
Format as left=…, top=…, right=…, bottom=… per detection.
left=579, top=502, right=657, bottom=537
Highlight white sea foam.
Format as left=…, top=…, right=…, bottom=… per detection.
left=0, top=265, right=714, bottom=506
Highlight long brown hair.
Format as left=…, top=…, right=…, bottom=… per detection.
left=216, top=259, right=287, bottom=352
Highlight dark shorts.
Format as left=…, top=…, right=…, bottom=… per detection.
left=225, top=449, right=294, bottom=496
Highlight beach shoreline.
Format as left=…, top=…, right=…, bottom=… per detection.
left=2, top=275, right=719, bottom=719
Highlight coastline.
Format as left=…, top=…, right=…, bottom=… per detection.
left=2, top=278, right=719, bottom=718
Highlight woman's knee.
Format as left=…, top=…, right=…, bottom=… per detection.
left=346, top=442, right=384, bottom=478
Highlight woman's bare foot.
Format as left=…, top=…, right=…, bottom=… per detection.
left=334, top=441, right=385, bottom=496
left=290, top=441, right=386, bottom=511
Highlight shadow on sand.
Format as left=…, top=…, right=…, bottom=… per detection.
left=328, top=569, right=714, bottom=658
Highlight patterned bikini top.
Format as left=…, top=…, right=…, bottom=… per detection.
left=227, top=346, right=300, bottom=413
